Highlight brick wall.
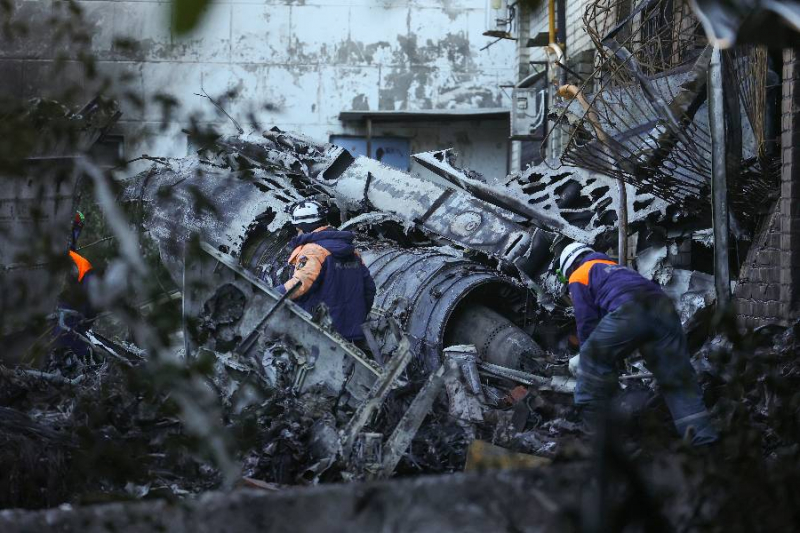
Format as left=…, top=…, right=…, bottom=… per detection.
left=735, top=48, right=800, bottom=328
left=733, top=203, right=783, bottom=328
left=778, top=48, right=800, bottom=321
left=510, top=0, right=593, bottom=172
left=565, top=0, right=593, bottom=55
left=524, top=0, right=593, bottom=64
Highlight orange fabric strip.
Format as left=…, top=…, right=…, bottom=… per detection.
left=568, top=259, right=616, bottom=286
left=68, top=250, right=93, bottom=283
left=284, top=243, right=331, bottom=299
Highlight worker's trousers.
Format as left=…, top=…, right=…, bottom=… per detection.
left=574, top=295, right=718, bottom=446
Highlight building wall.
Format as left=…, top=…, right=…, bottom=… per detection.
left=778, top=48, right=800, bottom=323
left=365, top=118, right=511, bottom=180
left=734, top=48, right=800, bottom=328
left=733, top=203, right=783, bottom=328
left=0, top=0, right=516, bottom=179
left=509, top=0, right=594, bottom=172
left=521, top=0, right=593, bottom=72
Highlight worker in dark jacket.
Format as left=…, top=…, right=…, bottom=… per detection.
left=559, top=242, right=717, bottom=445
left=276, top=200, right=376, bottom=342
left=54, top=211, right=97, bottom=360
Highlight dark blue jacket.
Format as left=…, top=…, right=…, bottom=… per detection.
left=276, top=227, right=376, bottom=341
left=568, top=252, right=664, bottom=345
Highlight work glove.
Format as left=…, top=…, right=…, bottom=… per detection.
left=569, top=354, right=580, bottom=377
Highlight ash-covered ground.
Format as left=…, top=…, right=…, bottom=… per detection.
left=2, top=317, right=799, bottom=530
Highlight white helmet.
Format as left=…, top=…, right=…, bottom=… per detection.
left=290, top=200, right=325, bottom=225
left=559, top=242, right=593, bottom=274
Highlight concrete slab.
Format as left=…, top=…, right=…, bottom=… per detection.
left=346, top=5, right=409, bottom=66
left=140, top=61, right=202, bottom=121
left=78, top=1, right=117, bottom=60
left=242, top=65, right=322, bottom=126
left=22, top=60, right=89, bottom=101
left=379, top=64, right=436, bottom=110
left=0, top=466, right=582, bottom=533
left=407, top=7, right=471, bottom=69
left=465, top=8, right=517, bottom=72
left=96, top=61, right=147, bottom=121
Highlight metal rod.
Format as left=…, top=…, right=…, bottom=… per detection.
left=366, top=117, right=373, bottom=159
left=235, top=281, right=301, bottom=356
left=548, top=0, right=556, bottom=45
left=708, top=46, right=731, bottom=310
left=76, top=236, right=114, bottom=251
left=341, top=336, right=413, bottom=459
left=379, top=361, right=453, bottom=477
left=556, top=0, right=567, bottom=86
left=617, top=180, right=629, bottom=265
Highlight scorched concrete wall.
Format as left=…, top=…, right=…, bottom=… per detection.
left=0, top=0, right=516, bottom=179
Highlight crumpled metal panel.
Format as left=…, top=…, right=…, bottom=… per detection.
left=124, top=162, right=299, bottom=281
left=505, top=162, right=668, bottom=245
left=132, top=131, right=541, bottom=272
left=124, top=149, right=538, bottom=374
left=414, top=148, right=667, bottom=246
left=318, top=154, right=535, bottom=265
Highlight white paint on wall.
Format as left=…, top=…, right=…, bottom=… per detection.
left=0, top=0, right=518, bottom=179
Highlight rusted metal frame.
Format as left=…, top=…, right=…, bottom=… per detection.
left=601, top=39, right=694, bottom=150
left=633, top=47, right=712, bottom=166
left=379, top=360, right=457, bottom=478
left=340, top=336, right=413, bottom=460
left=583, top=45, right=712, bottom=260
left=601, top=0, right=659, bottom=43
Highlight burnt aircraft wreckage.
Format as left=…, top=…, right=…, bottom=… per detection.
left=127, top=127, right=669, bottom=379
left=122, top=115, right=736, bottom=476
left=123, top=127, right=672, bottom=422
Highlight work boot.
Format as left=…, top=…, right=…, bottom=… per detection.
left=674, top=410, right=718, bottom=446
left=578, top=405, right=599, bottom=436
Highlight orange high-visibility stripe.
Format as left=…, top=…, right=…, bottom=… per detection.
left=568, top=259, right=616, bottom=286
left=68, top=250, right=93, bottom=283
left=284, top=243, right=331, bottom=299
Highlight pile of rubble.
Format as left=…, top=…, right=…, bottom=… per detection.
left=3, top=313, right=800, bottom=529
